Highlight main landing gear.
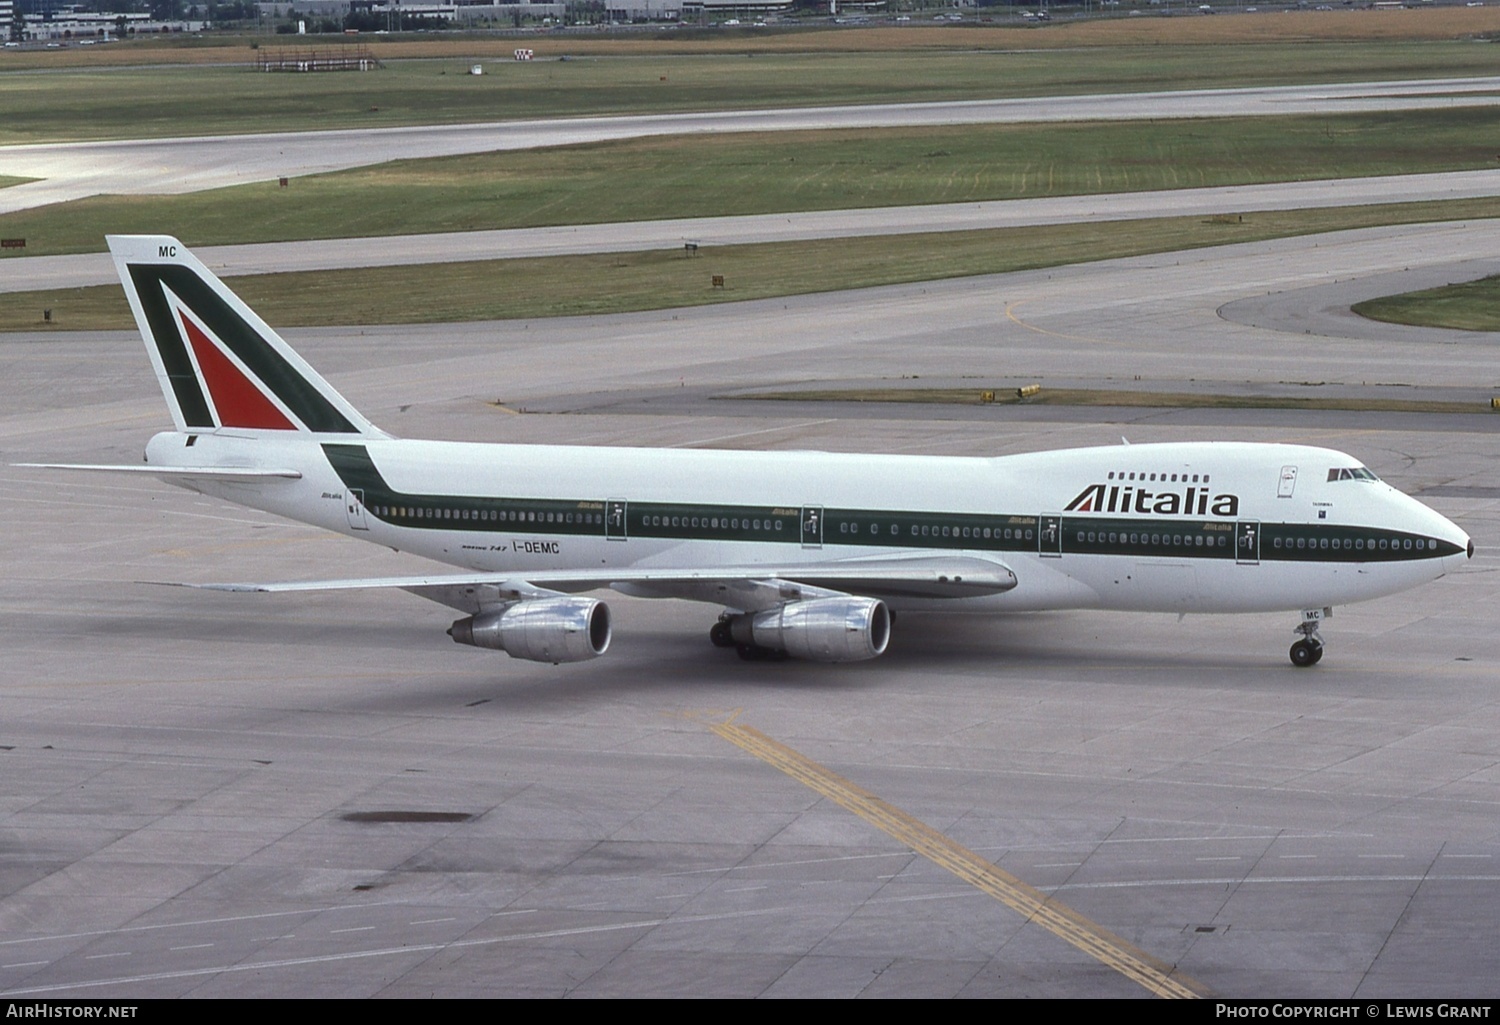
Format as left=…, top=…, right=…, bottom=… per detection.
left=1289, top=608, right=1329, bottom=668
left=708, top=618, right=788, bottom=661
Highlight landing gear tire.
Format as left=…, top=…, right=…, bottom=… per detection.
left=709, top=621, right=734, bottom=648
left=1289, top=639, right=1323, bottom=668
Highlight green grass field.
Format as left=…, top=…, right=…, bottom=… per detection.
left=6, top=107, right=1500, bottom=258
left=1352, top=275, right=1500, bottom=331
left=3, top=42, right=1500, bottom=145
left=7, top=196, right=1500, bottom=332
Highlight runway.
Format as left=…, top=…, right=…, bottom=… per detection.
left=5, top=76, right=1500, bottom=214
left=3, top=225, right=1499, bottom=996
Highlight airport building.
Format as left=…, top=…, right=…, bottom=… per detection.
left=16, top=5, right=207, bottom=39
left=607, top=0, right=792, bottom=20
left=605, top=0, right=678, bottom=18
left=2, top=0, right=16, bottom=40
left=345, top=0, right=459, bottom=20
left=341, top=0, right=566, bottom=22
left=255, top=2, right=354, bottom=15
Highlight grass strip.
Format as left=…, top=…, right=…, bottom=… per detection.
left=8, top=108, right=1500, bottom=259
left=1352, top=275, right=1500, bottom=331
left=5, top=197, right=1500, bottom=332
left=741, top=388, right=1495, bottom=415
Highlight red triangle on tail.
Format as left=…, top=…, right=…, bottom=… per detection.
left=179, top=311, right=297, bottom=431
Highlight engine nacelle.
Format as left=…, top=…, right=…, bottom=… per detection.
left=730, top=596, right=891, bottom=662
left=449, top=597, right=611, bottom=663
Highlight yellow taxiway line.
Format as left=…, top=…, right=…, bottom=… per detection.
left=708, top=717, right=1208, bottom=1000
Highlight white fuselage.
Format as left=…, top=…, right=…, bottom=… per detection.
left=146, top=431, right=1471, bottom=617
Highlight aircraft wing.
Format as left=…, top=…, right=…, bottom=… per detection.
left=604, top=553, right=1017, bottom=610
left=176, top=552, right=1018, bottom=615
left=185, top=574, right=569, bottom=615
left=15, top=463, right=303, bottom=481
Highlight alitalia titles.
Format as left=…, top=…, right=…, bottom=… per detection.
left=1066, top=482, right=1240, bottom=518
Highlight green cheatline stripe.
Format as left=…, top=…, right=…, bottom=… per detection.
left=708, top=719, right=1209, bottom=999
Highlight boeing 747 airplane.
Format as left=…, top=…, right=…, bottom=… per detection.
left=24, top=236, right=1473, bottom=667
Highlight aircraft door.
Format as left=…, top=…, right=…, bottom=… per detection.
left=801, top=506, right=824, bottom=549
left=345, top=488, right=369, bottom=531
left=1278, top=466, right=1298, bottom=498
left=1236, top=520, right=1260, bottom=565
left=1039, top=514, right=1062, bottom=558
left=606, top=499, right=628, bottom=541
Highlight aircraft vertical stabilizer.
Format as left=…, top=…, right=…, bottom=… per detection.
left=106, top=235, right=383, bottom=437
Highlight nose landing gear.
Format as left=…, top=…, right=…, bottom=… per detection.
left=1289, top=608, right=1329, bottom=667
left=1289, top=637, right=1323, bottom=667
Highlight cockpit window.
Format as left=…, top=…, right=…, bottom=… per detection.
left=1327, top=466, right=1379, bottom=482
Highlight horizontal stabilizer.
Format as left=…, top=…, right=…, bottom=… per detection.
left=15, top=463, right=303, bottom=481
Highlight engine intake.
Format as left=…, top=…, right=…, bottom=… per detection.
left=730, top=596, right=890, bottom=662
left=449, top=597, right=611, bottom=663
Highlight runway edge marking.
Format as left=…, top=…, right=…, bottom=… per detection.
left=708, top=719, right=1209, bottom=1000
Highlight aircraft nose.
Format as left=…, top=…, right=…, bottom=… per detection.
left=1446, top=516, right=1472, bottom=560
left=1416, top=498, right=1470, bottom=564
left=1440, top=521, right=1473, bottom=565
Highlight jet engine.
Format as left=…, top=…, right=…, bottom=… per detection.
left=449, top=597, right=611, bottom=663
left=729, top=596, right=891, bottom=662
